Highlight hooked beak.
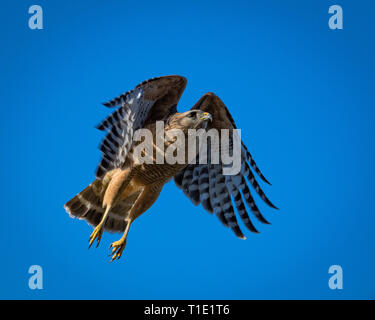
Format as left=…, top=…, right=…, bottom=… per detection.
left=200, top=112, right=212, bottom=122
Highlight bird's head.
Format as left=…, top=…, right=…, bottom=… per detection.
left=169, top=110, right=212, bottom=131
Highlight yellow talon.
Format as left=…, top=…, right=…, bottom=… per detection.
left=109, top=239, right=127, bottom=262
left=88, top=225, right=103, bottom=249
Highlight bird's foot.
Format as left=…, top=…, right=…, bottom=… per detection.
left=88, top=224, right=103, bottom=249
left=109, top=238, right=127, bottom=262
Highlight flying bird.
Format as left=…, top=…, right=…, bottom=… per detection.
left=64, top=75, right=277, bottom=261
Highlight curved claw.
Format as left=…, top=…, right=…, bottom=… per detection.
left=108, top=240, right=126, bottom=262
left=88, top=225, right=103, bottom=249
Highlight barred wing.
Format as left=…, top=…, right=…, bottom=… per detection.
left=174, top=93, right=277, bottom=239
left=96, top=75, right=186, bottom=178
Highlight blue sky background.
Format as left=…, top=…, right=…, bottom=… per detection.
left=1, top=0, right=374, bottom=299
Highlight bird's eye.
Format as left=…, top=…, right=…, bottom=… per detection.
left=188, top=112, right=196, bottom=118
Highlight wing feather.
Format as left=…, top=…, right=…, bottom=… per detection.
left=214, top=165, right=245, bottom=239
left=212, top=165, right=229, bottom=227
left=188, top=164, right=202, bottom=205
left=174, top=92, right=277, bottom=239
left=226, top=176, right=259, bottom=233
left=95, top=75, right=187, bottom=178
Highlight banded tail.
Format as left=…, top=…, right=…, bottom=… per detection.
left=64, top=179, right=140, bottom=233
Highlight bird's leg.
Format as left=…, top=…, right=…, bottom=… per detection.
left=89, top=168, right=133, bottom=249
left=108, top=183, right=163, bottom=262
left=109, top=218, right=132, bottom=262
left=88, top=205, right=110, bottom=249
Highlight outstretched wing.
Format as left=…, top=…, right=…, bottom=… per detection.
left=96, top=75, right=187, bottom=178
left=174, top=93, right=277, bottom=239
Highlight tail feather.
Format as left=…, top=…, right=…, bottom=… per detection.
left=64, top=179, right=137, bottom=233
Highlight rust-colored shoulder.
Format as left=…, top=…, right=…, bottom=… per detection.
left=103, top=75, right=187, bottom=108
left=191, top=92, right=236, bottom=129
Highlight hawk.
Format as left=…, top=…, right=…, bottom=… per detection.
left=64, top=75, right=277, bottom=262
